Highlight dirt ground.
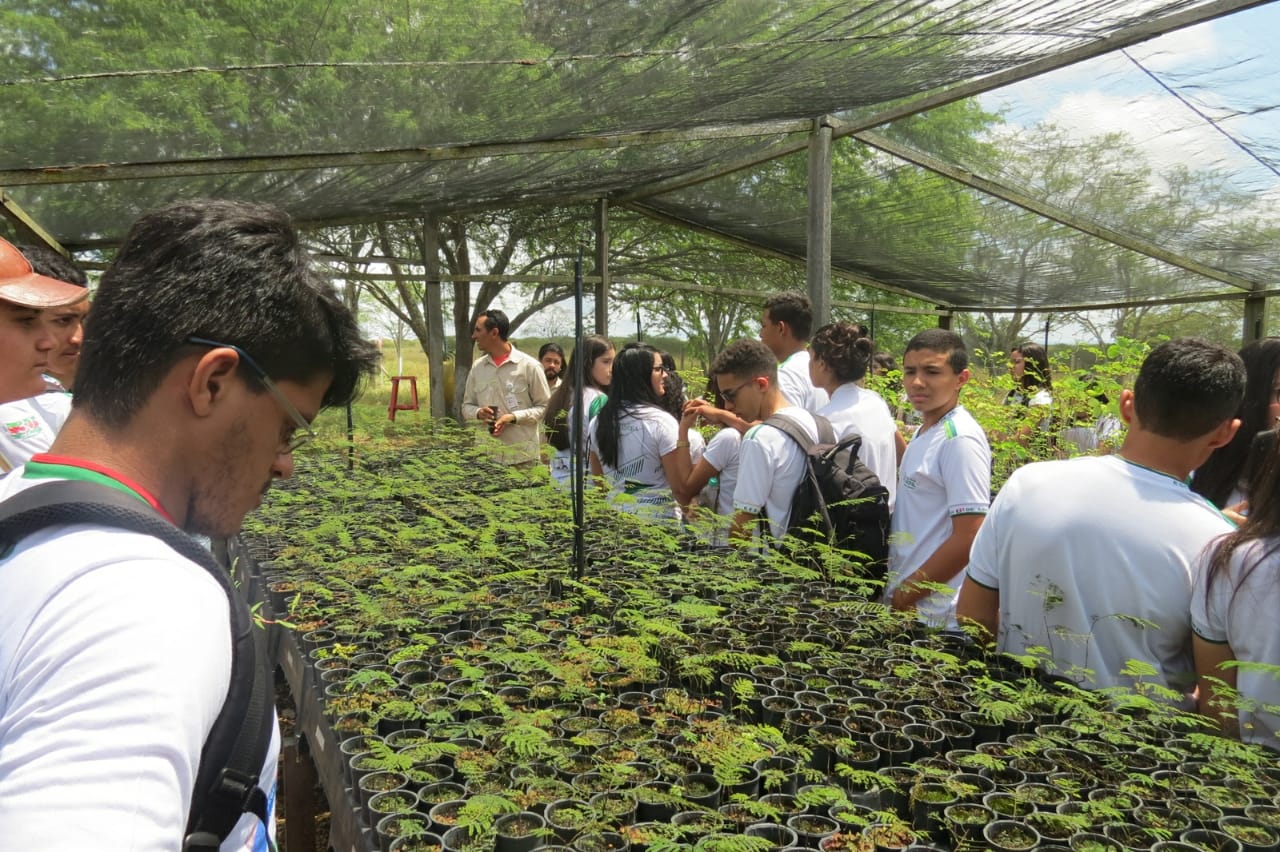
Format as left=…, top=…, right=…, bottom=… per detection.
left=275, top=676, right=332, bottom=852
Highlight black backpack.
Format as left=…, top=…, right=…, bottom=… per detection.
left=764, top=413, right=891, bottom=589
left=0, top=480, right=274, bottom=851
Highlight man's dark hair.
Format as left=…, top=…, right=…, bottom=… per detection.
left=811, top=322, right=874, bottom=384
left=763, top=291, right=813, bottom=341
left=75, top=199, right=379, bottom=429
left=18, top=244, right=88, bottom=287
left=538, top=341, right=565, bottom=362
left=480, top=309, right=510, bottom=341
left=1134, top=338, right=1245, bottom=441
left=711, top=339, right=778, bottom=383
left=904, top=328, right=968, bottom=373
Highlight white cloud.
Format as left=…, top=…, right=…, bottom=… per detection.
left=1126, top=21, right=1220, bottom=72
left=1040, top=89, right=1255, bottom=179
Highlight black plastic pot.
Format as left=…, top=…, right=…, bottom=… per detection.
left=545, top=798, right=596, bottom=843
left=494, top=811, right=547, bottom=852
left=745, top=822, right=800, bottom=849
left=786, top=814, right=839, bottom=849
left=983, top=819, right=1039, bottom=852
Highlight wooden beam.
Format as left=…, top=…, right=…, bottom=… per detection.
left=852, top=130, right=1259, bottom=292
left=0, top=120, right=812, bottom=187
left=969, top=285, right=1280, bottom=314
left=594, top=200, right=609, bottom=336
left=0, top=191, right=67, bottom=253
left=807, top=118, right=833, bottom=328
left=1244, top=294, right=1267, bottom=342
left=423, top=215, right=446, bottom=418
left=622, top=200, right=955, bottom=307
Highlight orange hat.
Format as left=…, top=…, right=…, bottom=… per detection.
left=0, top=238, right=89, bottom=308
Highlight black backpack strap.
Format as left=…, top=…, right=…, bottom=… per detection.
left=0, top=481, right=274, bottom=850
left=764, top=412, right=834, bottom=451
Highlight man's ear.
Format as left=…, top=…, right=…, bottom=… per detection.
left=1119, top=389, right=1136, bottom=426
left=1205, top=417, right=1242, bottom=451
left=187, top=348, right=241, bottom=417
left=956, top=367, right=971, bottom=389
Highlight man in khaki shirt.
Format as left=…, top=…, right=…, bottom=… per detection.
left=460, top=309, right=551, bottom=466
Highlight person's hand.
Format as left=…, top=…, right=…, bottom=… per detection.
left=683, top=397, right=709, bottom=416
left=1224, top=500, right=1249, bottom=526
left=478, top=405, right=497, bottom=424
left=890, top=580, right=921, bottom=612
left=491, top=413, right=515, bottom=436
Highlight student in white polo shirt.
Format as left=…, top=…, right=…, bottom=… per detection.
left=709, top=339, right=820, bottom=543
left=885, top=329, right=991, bottom=629
left=959, top=338, right=1244, bottom=701
left=761, top=291, right=828, bottom=414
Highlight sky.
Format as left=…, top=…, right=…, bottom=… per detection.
left=979, top=2, right=1280, bottom=196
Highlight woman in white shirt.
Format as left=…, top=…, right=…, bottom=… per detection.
left=589, top=343, right=696, bottom=521
left=807, top=322, right=901, bottom=509
left=546, top=334, right=614, bottom=486
left=1194, top=438, right=1280, bottom=752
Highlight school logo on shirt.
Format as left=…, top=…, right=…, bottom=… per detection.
left=3, top=416, right=43, bottom=441
left=902, top=476, right=917, bottom=490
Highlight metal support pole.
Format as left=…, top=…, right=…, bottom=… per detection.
left=807, top=118, right=833, bottom=329
left=572, top=250, right=587, bottom=582
left=424, top=215, right=447, bottom=417
left=594, top=200, right=610, bottom=336
left=1244, top=294, right=1266, bottom=344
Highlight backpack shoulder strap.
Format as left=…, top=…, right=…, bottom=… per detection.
left=0, top=481, right=273, bottom=851
left=765, top=412, right=833, bottom=450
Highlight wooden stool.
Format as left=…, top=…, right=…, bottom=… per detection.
left=388, top=375, right=419, bottom=421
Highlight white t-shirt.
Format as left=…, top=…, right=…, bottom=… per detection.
left=701, top=428, right=742, bottom=516
left=777, top=351, right=829, bottom=414
left=888, top=405, right=991, bottom=628
left=819, top=383, right=899, bottom=510
left=550, top=388, right=607, bottom=486
left=734, top=406, right=819, bottom=540
left=967, top=454, right=1232, bottom=699
left=0, top=468, right=279, bottom=851
left=589, top=404, right=681, bottom=520
left=0, top=392, right=72, bottom=471
left=1192, top=540, right=1280, bottom=750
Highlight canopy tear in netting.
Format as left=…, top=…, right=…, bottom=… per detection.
left=1, top=0, right=1276, bottom=311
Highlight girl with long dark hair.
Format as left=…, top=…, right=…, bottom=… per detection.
left=546, top=334, right=614, bottom=486
left=1192, top=337, right=1280, bottom=511
left=1006, top=342, right=1052, bottom=407
left=589, top=343, right=696, bottom=521
left=1193, top=434, right=1280, bottom=750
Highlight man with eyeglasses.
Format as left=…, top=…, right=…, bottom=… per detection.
left=0, top=200, right=379, bottom=849
left=707, top=339, right=819, bottom=544
left=461, top=308, right=552, bottom=467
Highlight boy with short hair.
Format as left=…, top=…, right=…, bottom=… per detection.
left=711, top=339, right=820, bottom=543
left=886, top=329, right=991, bottom=627
left=761, top=291, right=828, bottom=414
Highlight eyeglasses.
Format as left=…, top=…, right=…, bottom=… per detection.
left=652, top=364, right=672, bottom=374
left=186, top=336, right=317, bottom=453
left=719, top=379, right=756, bottom=403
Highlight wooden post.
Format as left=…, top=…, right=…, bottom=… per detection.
left=937, top=311, right=953, bottom=331
left=282, top=735, right=319, bottom=852
left=807, top=118, right=833, bottom=330
left=594, top=199, right=609, bottom=336
left=1244, top=294, right=1266, bottom=344
left=423, top=216, right=446, bottom=417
